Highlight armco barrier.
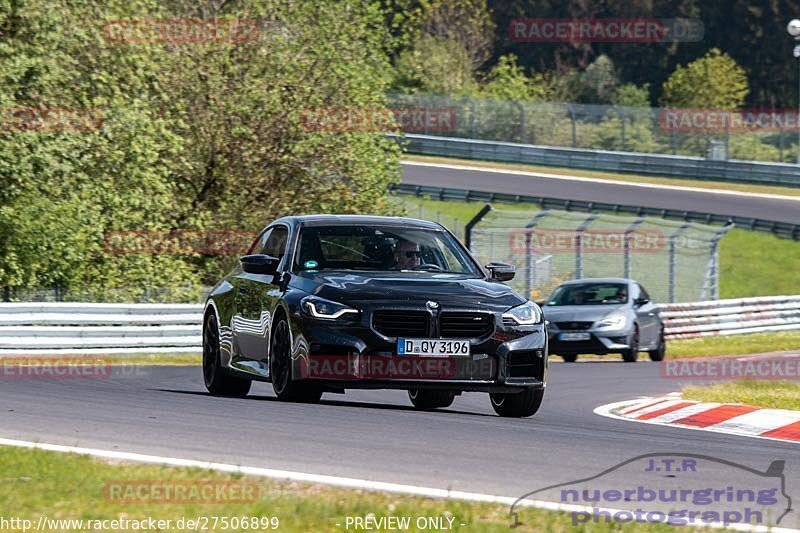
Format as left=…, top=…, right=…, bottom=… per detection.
left=2, top=297, right=799, bottom=355
left=0, top=303, right=203, bottom=355
left=396, top=133, right=800, bottom=188
left=389, top=183, right=800, bottom=240
left=659, top=295, right=800, bottom=339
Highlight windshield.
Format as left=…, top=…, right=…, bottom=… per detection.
left=293, top=224, right=479, bottom=275
left=547, top=283, right=629, bottom=306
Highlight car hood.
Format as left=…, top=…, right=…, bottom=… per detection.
left=542, top=304, right=628, bottom=323
left=290, top=271, right=525, bottom=312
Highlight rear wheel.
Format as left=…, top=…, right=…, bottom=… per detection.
left=490, top=389, right=544, bottom=418
left=561, top=354, right=578, bottom=363
left=408, top=389, right=455, bottom=410
left=648, top=329, right=666, bottom=362
left=621, top=326, right=639, bottom=363
left=270, top=316, right=322, bottom=403
left=203, top=313, right=251, bottom=397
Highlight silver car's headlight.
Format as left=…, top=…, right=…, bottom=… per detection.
left=301, top=296, right=359, bottom=319
left=503, top=301, right=543, bottom=325
left=594, top=314, right=627, bottom=329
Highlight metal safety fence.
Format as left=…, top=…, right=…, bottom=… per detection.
left=388, top=93, right=800, bottom=164
left=466, top=206, right=731, bottom=303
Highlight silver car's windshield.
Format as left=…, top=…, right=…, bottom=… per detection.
left=547, top=283, right=628, bottom=306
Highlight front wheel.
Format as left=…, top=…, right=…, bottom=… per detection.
left=648, top=329, right=666, bottom=362
left=408, top=389, right=455, bottom=410
left=270, top=316, right=322, bottom=403
left=203, top=313, right=251, bottom=397
left=561, top=354, right=578, bottom=363
left=621, top=326, right=639, bottom=363
left=490, top=388, right=544, bottom=417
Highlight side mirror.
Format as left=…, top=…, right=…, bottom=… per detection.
left=634, top=296, right=649, bottom=306
left=485, top=262, right=515, bottom=282
left=240, top=254, right=280, bottom=275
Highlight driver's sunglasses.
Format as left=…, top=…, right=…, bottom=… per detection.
left=404, top=250, right=422, bottom=258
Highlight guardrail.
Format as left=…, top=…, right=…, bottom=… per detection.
left=660, top=295, right=800, bottom=340
left=0, top=303, right=202, bottom=355
left=398, top=133, right=800, bottom=188
left=1, top=298, right=797, bottom=354
left=389, top=183, right=800, bottom=240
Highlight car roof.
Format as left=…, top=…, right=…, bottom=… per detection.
left=273, top=215, right=445, bottom=230
left=558, top=277, right=633, bottom=285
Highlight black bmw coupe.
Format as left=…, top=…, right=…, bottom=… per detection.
left=202, top=215, right=547, bottom=417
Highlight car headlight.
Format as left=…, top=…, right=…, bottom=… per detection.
left=301, top=296, right=359, bottom=319
left=503, top=301, right=543, bottom=325
left=595, top=314, right=627, bottom=329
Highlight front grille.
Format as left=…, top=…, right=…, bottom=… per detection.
left=555, top=321, right=593, bottom=330
left=440, top=312, right=493, bottom=338
left=372, top=310, right=429, bottom=338
left=507, top=350, right=541, bottom=378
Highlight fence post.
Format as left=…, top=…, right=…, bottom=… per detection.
left=702, top=223, right=735, bottom=300
left=464, top=204, right=492, bottom=252
left=617, top=107, right=626, bottom=151
left=623, top=217, right=645, bottom=279
left=668, top=223, right=691, bottom=303
left=524, top=211, right=551, bottom=296
left=567, top=104, right=577, bottom=148
left=575, top=214, right=599, bottom=279
left=2, top=287, right=9, bottom=302
left=517, top=101, right=525, bottom=142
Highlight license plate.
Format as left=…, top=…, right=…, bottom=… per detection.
left=397, top=338, right=470, bottom=357
left=559, top=332, right=591, bottom=341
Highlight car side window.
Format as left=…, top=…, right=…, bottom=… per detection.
left=261, top=225, right=289, bottom=260
left=638, top=284, right=651, bottom=302
left=630, top=283, right=640, bottom=303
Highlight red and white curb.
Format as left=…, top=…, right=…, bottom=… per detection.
left=595, top=393, right=800, bottom=444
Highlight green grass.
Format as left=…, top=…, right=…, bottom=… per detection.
left=719, top=229, right=800, bottom=298
left=404, top=154, right=800, bottom=198
left=0, top=446, right=695, bottom=532
left=682, top=380, right=800, bottom=411
left=393, top=196, right=800, bottom=299
left=666, top=331, right=800, bottom=359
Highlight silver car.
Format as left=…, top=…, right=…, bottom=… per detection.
left=542, top=278, right=665, bottom=363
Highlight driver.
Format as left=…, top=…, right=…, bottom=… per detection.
left=394, top=238, right=422, bottom=269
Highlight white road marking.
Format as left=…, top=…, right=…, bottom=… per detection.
left=401, top=160, right=800, bottom=203
left=0, top=436, right=795, bottom=532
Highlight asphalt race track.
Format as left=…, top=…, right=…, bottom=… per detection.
left=401, top=161, right=800, bottom=225
left=2, top=362, right=799, bottom=526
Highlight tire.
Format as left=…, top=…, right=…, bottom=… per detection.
left=490, top=388, right=544, bottom=418
left=270, top=315, right=322, bottom=403
left=648, top=329, right=666, bottom=362
left=561, top=354, right=578, bottom=363
left=621, top=326, right=639, bottom=363
left=408, top=389, right=455, bottom=410
left=203, top=312, right=251, bottom=397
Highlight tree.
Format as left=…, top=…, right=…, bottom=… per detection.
left=661, top=49, right=749, bottom=110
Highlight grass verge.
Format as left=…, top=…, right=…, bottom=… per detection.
left=403, top=154, right=800, bottom=198
left=666, top=331, right=800, bottom=359
left=0, top=446, right=692, bottom=532
left=682, top=380, right=800, bottom=411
